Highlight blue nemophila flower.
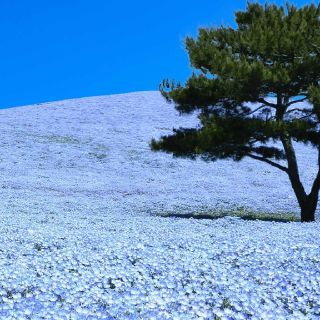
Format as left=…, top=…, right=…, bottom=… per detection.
left=0, top=93, right=320, bottom=318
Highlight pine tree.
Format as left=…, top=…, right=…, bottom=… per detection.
left=151, top=2, right=320, bottom=222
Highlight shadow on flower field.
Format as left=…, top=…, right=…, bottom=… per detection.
left=156, top=207, right=300, bottom=223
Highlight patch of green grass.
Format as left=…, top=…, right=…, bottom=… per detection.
left=156, top=206, right=300, bottom=223
left=88, top=152, right=107, bottom=160
left=221, top=297, right=233, bottom=309
left=45, top=134, right=80, bottom=144
left=88, top=143, right=109, bottom=161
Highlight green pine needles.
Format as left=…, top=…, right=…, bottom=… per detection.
left=151, top=2, right=320, bottom=222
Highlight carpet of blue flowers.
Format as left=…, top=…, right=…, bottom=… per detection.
left=0, top=92, right=319, bottom=319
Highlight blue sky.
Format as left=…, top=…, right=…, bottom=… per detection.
left=0, top=0, right=310, bottom=108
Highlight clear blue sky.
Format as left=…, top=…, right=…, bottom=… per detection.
left=0, top=0, right=310, bottom=108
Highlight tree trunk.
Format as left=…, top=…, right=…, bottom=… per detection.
left=280, top=135, right=318, bottom=222
left=276, top=96, right=319, bottom=222
left=300, top=196, right=317, bottom=222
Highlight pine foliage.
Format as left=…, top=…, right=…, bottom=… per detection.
left=151, top=2, right=320, bottom=221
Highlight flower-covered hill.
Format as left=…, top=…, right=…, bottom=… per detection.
left=0, top=91, right=317, bottom=217
left=0, top=91, right=319, bottom=319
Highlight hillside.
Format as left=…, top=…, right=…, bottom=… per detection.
left=0, top=91, right=318, bottom=217
left=0, top=91, right=319, bottom=319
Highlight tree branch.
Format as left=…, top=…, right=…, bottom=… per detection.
left=239, top=105, right=265, bottom=117
left=297, top=113, right=314, bottom=120
left=247, top=154, right=288, bottom=172
left=257, top=98, right=278, bottom=108
left=285, top=108, right=314, bottom=120
left=280, top=135, right=307, bottom=204
left=286, top=97, right=308, bottom=107
left=286, top=108, right=309, bottom=114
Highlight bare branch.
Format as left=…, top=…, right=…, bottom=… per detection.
left=257, top=98, right=278, bottom=108
left=247, top=154, right=288, bottom=172
left=286, top=108, right=309, bottom=114
left=297, top=112, right=314, bottom=120
left=239, top=105, right=265, bottom=117
left=286, top=98, right=308, bottom=107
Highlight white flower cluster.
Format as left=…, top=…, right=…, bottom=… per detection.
left=0, top=213, right=319, bottom=319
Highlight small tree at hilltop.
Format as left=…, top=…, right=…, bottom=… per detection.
left=151, top=2, right=320, bottom=222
